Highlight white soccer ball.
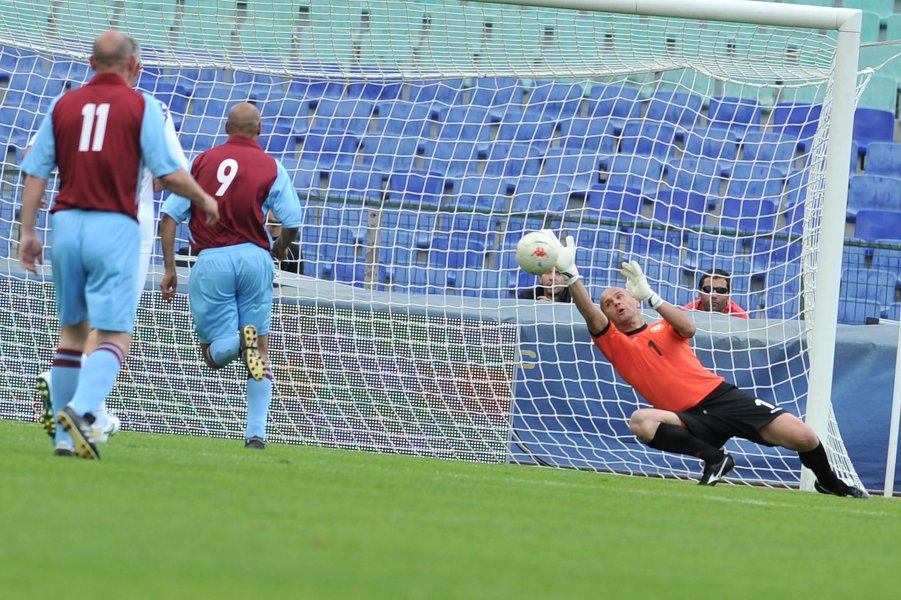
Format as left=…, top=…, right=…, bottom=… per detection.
left=515, top=231, right=559, bottom=276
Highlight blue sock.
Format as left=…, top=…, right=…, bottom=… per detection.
left=245, top=367, right=272, bottom=440
left=71, top=343, right=125, bottom=416
left=207, top=335, right=240, bottom=368
left=51, top=348, right=81, bottom=445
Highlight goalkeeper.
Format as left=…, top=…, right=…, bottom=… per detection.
left=545, top=231, right=867, bottom=498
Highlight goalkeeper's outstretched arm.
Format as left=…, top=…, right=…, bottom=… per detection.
left=542, top=230, right=608, bottom=335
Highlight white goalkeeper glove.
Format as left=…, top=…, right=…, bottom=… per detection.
left=621, top=260, right=664, bottom=310
left=543, top=229, right=581, bottom=286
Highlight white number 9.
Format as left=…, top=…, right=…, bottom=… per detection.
left=215, top=158, right=238, bottom=196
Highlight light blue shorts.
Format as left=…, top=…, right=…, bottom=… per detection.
left=51, top=210, right=140, bottom=333
left=189, top=243, right=274, bottom=345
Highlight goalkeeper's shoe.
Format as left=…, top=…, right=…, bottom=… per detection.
left=36, top=371, right=55, bottom=439
left=240, top=324, right=266, bottom=382
left=699, top=452, right=735, bottom=486
left=56, top=406, right=100, bottom=460
left=244, top=436, right=267, bottom=450
left=814, top=480, right=870, bottom=499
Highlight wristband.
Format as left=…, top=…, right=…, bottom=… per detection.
left=647, top=292, right=664, bottom=310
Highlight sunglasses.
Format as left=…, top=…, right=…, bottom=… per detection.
left=701, top=286, right=729, bottom=294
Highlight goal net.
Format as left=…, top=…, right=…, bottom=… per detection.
left=0, top=0, right=865, bottom=489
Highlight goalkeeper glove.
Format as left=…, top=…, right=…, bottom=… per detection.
left=621, top=260, right=664, bottom=309
left=543, top=229, right=581, bottom=285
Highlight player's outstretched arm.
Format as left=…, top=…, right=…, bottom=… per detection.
left=158, top=169, right=220, bottom=225
left=158, top=214, right=179, bottom=301
left=620, top=260, right=696, bottom=338
left=544, top=230, right=608, bottom=334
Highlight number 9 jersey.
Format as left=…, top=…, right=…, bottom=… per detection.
left=592, top=319, right=725, bottom=412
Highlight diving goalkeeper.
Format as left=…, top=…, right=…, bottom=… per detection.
left=544, top=231, right=867, bottom=497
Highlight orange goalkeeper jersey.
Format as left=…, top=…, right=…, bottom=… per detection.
left=592, top=320, right=724, bottom=412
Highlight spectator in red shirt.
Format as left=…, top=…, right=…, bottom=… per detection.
left=683, top=268, right=749, bottom=318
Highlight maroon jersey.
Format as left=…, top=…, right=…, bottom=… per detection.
left=50, top=72, right=146, bottom=219
left=187, top=136, right=277, bottom=252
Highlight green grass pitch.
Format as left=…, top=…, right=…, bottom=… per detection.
left=1, top=419, right=899, bottom=600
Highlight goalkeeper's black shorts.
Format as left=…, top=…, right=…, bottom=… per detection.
left=677, top=382, right=785, bottom=449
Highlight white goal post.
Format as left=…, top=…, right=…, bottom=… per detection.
left=0, top=0, right=869, bottom=492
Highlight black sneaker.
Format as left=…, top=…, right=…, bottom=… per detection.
left=699, top=452, right=735, bottom=486
left=814, top=480, right=870, bottom=499
left=244, top=436, right=266, bottom=450
left=240, top=325, right=266, bottom=382
left=56, top=406, right=100, bottom=460
left=37, top=372, right=55, bottom=439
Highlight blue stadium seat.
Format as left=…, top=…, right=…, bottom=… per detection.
left=852, top=108, right=895, bottom=157
left=719, top=198, right=778, bottom=234
left=841, top=267, right=897, bottom=306
left=298, top=128, right=360, bottom=171
left=495, top=111, right=557, bottom=144
left=619, top=121, right=677, bottom=159
left=434, top=105, right=493, bottom=142
left=585, top=188, right=643, bottom=222
left=771, top=102, right=822, bottom=140
left=421, top=139, right=479, bottom=177
left=358, top=134, right=420, bottom=174
left=872, top=246, right=901, bottom=274
left=480, top=141, right=543, bottom=183
left=511, top=177, right=571, bottom=215
left=558, top=117, right=617, bottom=154
left=707, top=96, right=762, bottom=137
left=584, top=83, right=642, bottom=122
left=386, top=170, right=446, bottom=209
left=311, top=98, right=374, bottom=136
left=467, top=77, right=524, bottom=109
left=725, top=162, right=784, bottom=201
left=683, top=233, right=744, bottom=272
left=542, top=148, right=602, bottom=190
left=854, top=209, right=901, bottom=242
left=765, top=288, right=801, bottom=320
left=450, top=175, right=512, bottom=203
left=739, top=131, right=799, bottom=173
left=645, top=90, right=704, bottom=127
left=838, top=295, right=885, bottom=324
left=667, top=156, right=725, bottom=201
left=287, top=79, right=345, bottom=106
left=683, top=126, right=741, bottom=163
left=523, top=80, right=583, bottom=121
left=600, top=155, right=665, bottom=195
left=440, top=213, right=499, bottom=250
left=324, top=169, right=386, bottom=204
left=783, top=170, right=810, bottom=208
left=651, top=190, right=707, bottom=229
left=408, top=79, right=465, bottom=106
left=846, top=174, right=901, bottom=217
left=864, top=142, right=901, bottom=176
left=766, top=260, right=803, bottom=293
left=841, top=244, right=870, bottom=272
left=373, top=100, right=434, bottom=138
left=883, top=303, right=901, bottom=321
left=345, top=81, right=403, bottom=102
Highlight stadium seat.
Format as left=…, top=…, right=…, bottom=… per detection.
left=765, top=288, right=801, bottom=320
left=707, top=96, right=762, bottom=137
left=719, top=198, right=778, bottom=234
left=872, top=246, right=901, bottom=274
left=324, top=169, right=386, bottom=204
left=619, top=121, right=677, bottom=159
left=345, top=80, right=403, bottom=102
left=480, top=141, right=543, bottom=184
left=511, top=177, right=571, bottom=215
left=667, top=156, right=725, bottom=201
left=739, top=131, right=799, bottom=173
left=523, top=80, right=584, bottom=121
left=311, top=98, right=374, bottom=136
left=582, top=187, right=641, bottom=222
left=683, top=126, right=741, bottom=162
left=771, top=102, right=821, bottom=142
left=651, top=190, right=707, bottom=229
left=408, top=79, right=465, bottom=106
left=287, top=79, right=345, bottom=106
left=854, top=209, right=901, bottom=242
left=584, top=83, right=643, bottom=122
left=467, top=77, right=524, bottom=109
left=542, top=148, right=602, bottom=190
left=434, top=105, right=493, bottom=142
left=858, top=73, right=897, bottom=114
left=883, top=303, right=901, bottom=321
left=298, top=128, right=360, bottom=171
left=450, top=175, right=512, bottom=203
left=421, top=139, right=479, bottom=178
left=600, top=155, right=665, bottom=196
left=645, top=90, right=705, bottom=127
left=838, top=296, right=886, bottom=325
left=725, top=162, right=784, bottom=201
left=846, top=174, right=901, bottom=217
left=495, top=111, right=558, bottom=145
left=841, top=267, right=897, bottom=305
left=386, top=170, right=446, bottom=209
left=358, top=134, right=420, bottom=174
left=852, top=108, right=895, bottom=157
left=886, top=13, right=901, bottom=40
left=558, top=117, right=618, bottom=155
left=864, top=142, right=901, bottom=176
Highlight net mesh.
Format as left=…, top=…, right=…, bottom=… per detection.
left=0, top=0, right=865, bottom=489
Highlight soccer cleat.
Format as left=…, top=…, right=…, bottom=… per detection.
left=53, top=440, right=74, bottom=457
left=36, top=371, right=55, bottom=439
left=240, top=324, right=266, bottom=382
left=699, top=452, right=735, bottom=486
left=90, top=411, right=121, bottom=444
left=244, top=436, right=266, bottom=450
left=814, top=480, right=870, bottom=499
left=56, top=406, right=100, bottom=460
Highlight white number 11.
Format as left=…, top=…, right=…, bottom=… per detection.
left=79, top=103, right=110, bottom=152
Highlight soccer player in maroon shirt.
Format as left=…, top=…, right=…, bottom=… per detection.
left=19, top=29, right=220, bottom=460
left=539, top=231, right=866, bottom=497
left=160, top=102, right=302, bottom=450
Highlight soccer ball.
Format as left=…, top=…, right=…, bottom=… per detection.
left=515, top=231, right=559, bottom=275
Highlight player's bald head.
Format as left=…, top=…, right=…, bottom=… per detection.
left=226, top=102, right=262, bottom=138
left=92, top=29, right=140, bottom=70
